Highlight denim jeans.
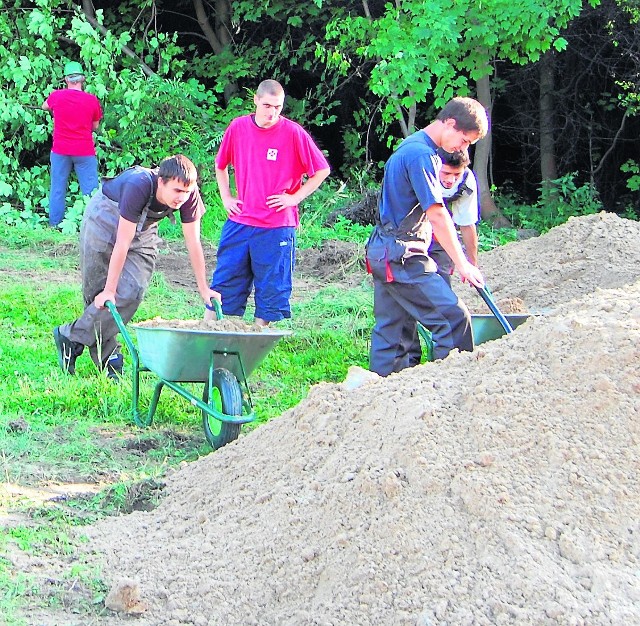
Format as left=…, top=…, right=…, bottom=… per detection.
left=48, top=152, right=99, bottom=226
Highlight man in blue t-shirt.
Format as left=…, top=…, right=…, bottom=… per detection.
left=53, top=154, right=220, bottom=379
left=366, top=97, right=488, bottom=377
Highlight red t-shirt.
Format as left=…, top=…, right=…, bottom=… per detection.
left=45, top=89, right=103, bottom=156
left=215, top=115, right=330, bottom=228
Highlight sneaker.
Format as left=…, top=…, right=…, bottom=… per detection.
left=53, top=327, right=84, bottom=375
left=105, top=353, right=124, bottom=381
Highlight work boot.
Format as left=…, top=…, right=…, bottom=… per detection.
left=53, top=327, right=84, bottom=375
left=104, top=353, right=124, bottom=381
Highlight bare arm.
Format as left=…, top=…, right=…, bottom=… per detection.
left=182, top=219, right=221, bottom=306
left=215, top=166, right=242, bottom=216
left=93, top=217, right=137, bottom=308
left=459, top=224, right=478, bottom=266
left=427, top=204, right=484, bottom=287
left=267, top=167, right=331, bottom=211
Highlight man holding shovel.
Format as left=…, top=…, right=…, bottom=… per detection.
left=53, top=154, right=220, bottom=379
left=402, top=147, right=481, bottom=367
left=366, top=97, right=488, bottom=377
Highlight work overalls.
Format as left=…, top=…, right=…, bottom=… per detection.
left=59, top=169, right=168, bottom=367
left=366, top=203, right=473, bottom=377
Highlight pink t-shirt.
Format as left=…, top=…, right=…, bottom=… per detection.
left=215, top=115, right=330, bottom=228
left=45, top=89, right=103, bottom=156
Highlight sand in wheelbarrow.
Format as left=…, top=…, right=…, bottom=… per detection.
left=135, top=317, right=266, bottom=333
left=78, top=213, right=640, bottom=626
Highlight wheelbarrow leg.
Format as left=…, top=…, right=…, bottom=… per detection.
left=136, top=380, right=164, bottom=427
left=131, top=358, right=146, bottom=427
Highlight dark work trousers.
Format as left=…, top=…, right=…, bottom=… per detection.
left=369, top=255, right=473, bottom=377
left=58, top=192, right=160, bottom=367
left=402, top=239, right=455, bottom=366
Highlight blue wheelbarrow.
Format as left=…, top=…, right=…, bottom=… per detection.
left=106, top=301, right=291, bottom=449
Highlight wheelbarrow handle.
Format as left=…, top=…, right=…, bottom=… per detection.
left=105, top=300, right=139, bottom=356
left=475, top=285, right=514, bottom=334
left=205, top=299, right=224, bottom=320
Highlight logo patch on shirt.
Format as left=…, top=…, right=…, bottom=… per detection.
left=267, top=148, right=278, bottom=161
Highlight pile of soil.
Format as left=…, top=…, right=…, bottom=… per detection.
left=135, top=317, right=264, bottom=333
left=457, top=211, right=640, bottom=314
left=79, top=213, right=640, bottom=625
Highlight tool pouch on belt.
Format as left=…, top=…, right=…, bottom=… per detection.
left=365, top=228, right=435, bottom=282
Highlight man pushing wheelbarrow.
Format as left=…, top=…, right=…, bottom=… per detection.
left=53, top=154, right=220, bottom=379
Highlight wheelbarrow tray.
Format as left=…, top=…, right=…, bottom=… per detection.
left=133, top=325, right=291, bottom=382
left=471, top=313, right=530, bottom=345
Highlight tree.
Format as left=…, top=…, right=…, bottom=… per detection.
left=0, top=0, right=228, bottom=230
left=323, top=0, right=600, bottom=221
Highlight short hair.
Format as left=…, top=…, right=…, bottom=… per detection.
left=256, top=79, right=285, bottom=98
left=65, top=75, right=85, bottom=85
left=436, top=97, right=489, bottom=138
left=158, top=154, right=198, bottom=186
left=437, top=147, right=471, bottom=168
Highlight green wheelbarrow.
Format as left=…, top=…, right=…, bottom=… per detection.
left=417, top=285, right=531, bottom=359
left=106, top=301, right=291, bottom=449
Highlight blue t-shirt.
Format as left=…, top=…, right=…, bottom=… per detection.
left=378, top=131, right=443, bottom=230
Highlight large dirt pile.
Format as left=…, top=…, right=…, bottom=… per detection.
left=457, top=211, right=640, bottom=313
left=81, top=213, right=640, bottom=626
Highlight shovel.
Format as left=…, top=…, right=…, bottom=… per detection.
left=475, top=285, right=514, bottom=334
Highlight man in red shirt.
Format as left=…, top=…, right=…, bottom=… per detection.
left=209, top=79, right=331, bottom=326
left=42, top=61, right=103, bottom=227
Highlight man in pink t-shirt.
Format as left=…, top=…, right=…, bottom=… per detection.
left=42, top=61, right=103, bottom=227
left=208, top=79, right=331, bottom=326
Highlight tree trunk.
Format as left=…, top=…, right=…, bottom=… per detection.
left=193, top=0, right=237, bottom=103
left=539, top=50, right=557, bottom=192
left=475, top=73, right=511, bottom=227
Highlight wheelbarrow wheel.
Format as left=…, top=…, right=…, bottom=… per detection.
left=202, top=368, right=242, bottom=450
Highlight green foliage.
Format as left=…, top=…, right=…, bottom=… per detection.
left=477, top=222, right=519, bottom=252
left=297, top=179, right=374, bottom=248
left=0, top=1, right=230, bottom=230
left=323, top=0, right=598, bottom=135
left=621, top=159, right=640, bottom=191
left=500, top=172, right=603, bottom=233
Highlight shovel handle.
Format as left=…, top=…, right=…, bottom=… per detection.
left=475, top=286, right=514, bottom=334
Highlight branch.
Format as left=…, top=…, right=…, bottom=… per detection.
left=79, top=0, right=156, bottom=78
left=592, top=110, right=628, bottom=176
left=192, top=0, right=224, bottom=54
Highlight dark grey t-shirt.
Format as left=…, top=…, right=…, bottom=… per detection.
left=102, top=167, right=204, bottom=228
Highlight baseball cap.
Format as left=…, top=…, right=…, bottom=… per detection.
left=64, top=61, right=85, bottom=77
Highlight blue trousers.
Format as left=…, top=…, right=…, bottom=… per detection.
left=212, top=221, right=295, bottom=322
left=49, top=152, right=99, bottom=226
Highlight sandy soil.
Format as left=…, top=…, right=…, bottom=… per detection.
left=135, top=316, right=265, bottom=333
left=23, top=213, right=640, bottom=625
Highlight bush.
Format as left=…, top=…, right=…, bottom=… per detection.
left=500, top=172, right=602, bottom=233
left=0, top=2, right=235, bottom=232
